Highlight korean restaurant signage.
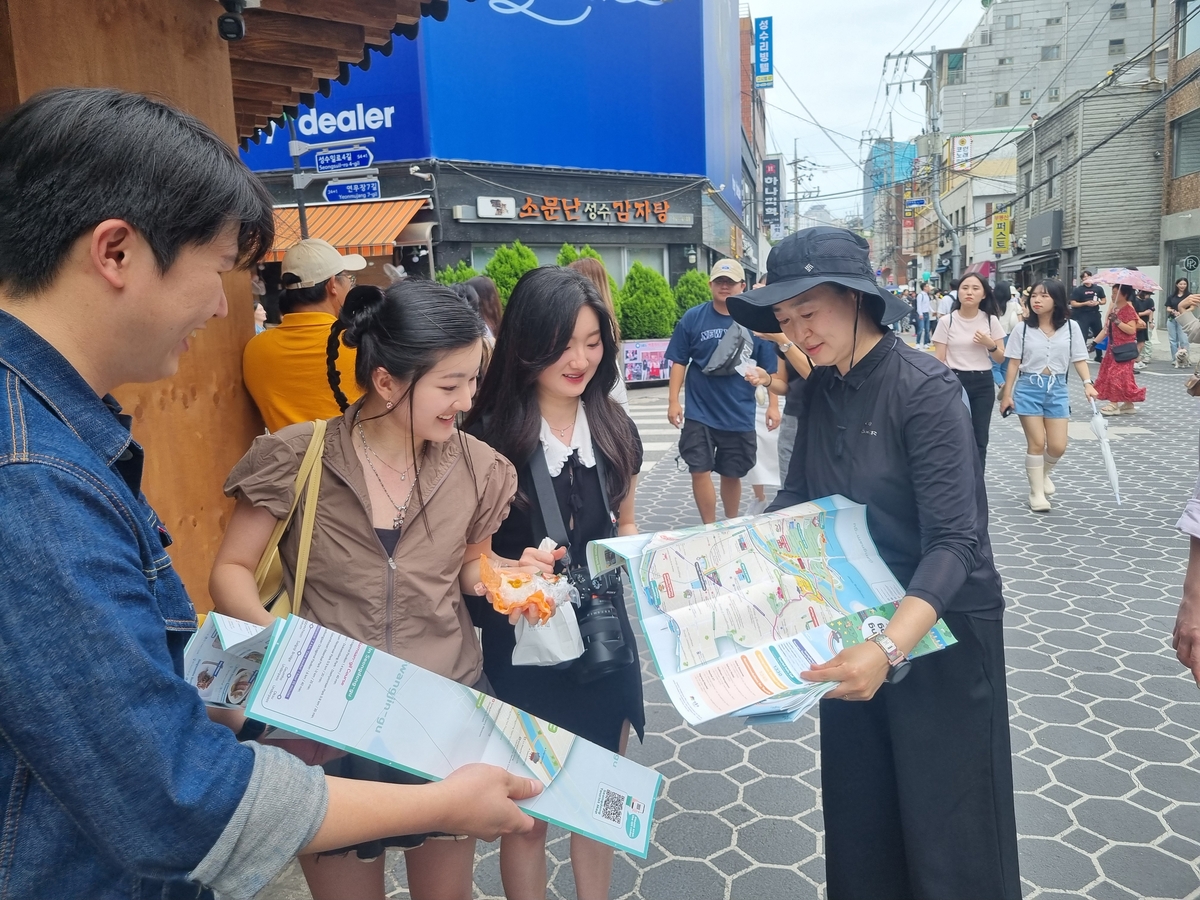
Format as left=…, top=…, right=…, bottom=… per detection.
left=453, top=196, right=694, bottom=227
left=992, top=211, right=1011, bottom=253
left=952, top=135, right=972, bottom=172
left=754, top=17, right=774, bottom=89
left=762, top=158, right=782, bottom=228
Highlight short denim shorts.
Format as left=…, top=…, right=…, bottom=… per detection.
left=1013, top=372, right=1070, bottom=418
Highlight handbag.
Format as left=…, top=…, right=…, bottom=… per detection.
left=702, top=322, right=753, bottom=376
left=1111, top=342, right=1139, bottom=363
left=254, top=419, right=327, bottom=618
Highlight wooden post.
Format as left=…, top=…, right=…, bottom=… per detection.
left=0, top=0, right=263, bottom=611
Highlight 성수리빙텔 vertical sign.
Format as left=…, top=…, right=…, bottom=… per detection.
left=762, top=158, right=781, bottom=230
left=992, top=211, right=1011, bottom=253
left=754, top=17, right=773, bottom=89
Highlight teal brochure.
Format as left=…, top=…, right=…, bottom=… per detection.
left=185, top=614, right=660, bottom=857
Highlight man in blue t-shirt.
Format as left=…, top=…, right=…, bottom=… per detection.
left=667, top=258, right=777, bottom=523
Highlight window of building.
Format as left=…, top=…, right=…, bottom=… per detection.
left=1181, top=0, right=1200, bottom=59
left=995, top=92, right=1010, bottom=107
left=947, top=52, right=965, bottom=84
left=998, top=56, right=1013, bottom=65
left=1042, top=45, right=1061, bottom=60
left=1046, top=156, right=1058, bottom=199
left=1005, top=14, right=1021, bottom=28
left=978, top=28, right=992, bottom=45
left=1173, top=108, right=1200, bottom=177
left=1109, top=38, right=1126, bottom=55
left=1020, top=89, right=1033, bottom=104
left=1110, top=2, right=1127, bottom=18
left=1049, top=86, right=1061, bottom=101
left=1046, top=16, right=1062, bottom=24
left=1024, top=171, right=1032, bottom=209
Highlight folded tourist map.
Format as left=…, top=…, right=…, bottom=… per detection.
left=184, top=614, right=661, bottom=856
left=587, top=496, right=956, bottom=725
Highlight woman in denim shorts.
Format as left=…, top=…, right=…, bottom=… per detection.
left=999, top=280, right=1098, bottom=512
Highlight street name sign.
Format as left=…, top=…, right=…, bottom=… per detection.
left=314, top=145, right=374, bottom=173
left=324, top=177, right=381, bottom=203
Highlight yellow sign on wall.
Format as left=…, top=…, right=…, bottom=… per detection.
left=993, top=211, right=1011, bottom=254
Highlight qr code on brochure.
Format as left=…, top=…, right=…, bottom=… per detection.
left=593, top=784, right=626, bottom=826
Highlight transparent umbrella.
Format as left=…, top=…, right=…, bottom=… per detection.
left=1089, top=400, right=1121, bottom=505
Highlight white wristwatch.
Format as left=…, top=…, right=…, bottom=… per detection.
left=778, top=341, right=794, bottom=353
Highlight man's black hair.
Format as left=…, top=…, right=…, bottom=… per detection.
left=0, top=88, right=275, bottom=298
left=278, top=277, right=332, bottom=314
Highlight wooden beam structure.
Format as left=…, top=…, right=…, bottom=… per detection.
left=0, top=0, right=464, bottom=609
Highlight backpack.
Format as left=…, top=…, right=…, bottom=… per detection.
left=702, top=322, right=753, bottom=376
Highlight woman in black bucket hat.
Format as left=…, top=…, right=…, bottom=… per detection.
left=728, top=226, right=1020, bottom=900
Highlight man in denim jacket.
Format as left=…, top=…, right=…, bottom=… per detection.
left=0, top=89, right=538, bottom=900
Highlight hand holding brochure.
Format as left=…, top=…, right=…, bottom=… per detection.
left=185, top=614, right=660, bottom=857
left=586, top=496, right=956, bottom=725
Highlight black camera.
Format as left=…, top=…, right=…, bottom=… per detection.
left=564, top=568, right=634, bottom=683
left=218, top=1, right=246, bottom=41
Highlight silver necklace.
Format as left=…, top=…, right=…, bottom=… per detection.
left=545, top=410, right=577, bottom=440
left=356, top=415, right=423, bottom=529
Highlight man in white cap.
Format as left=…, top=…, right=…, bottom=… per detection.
left=242, top=238, right=367, bottom=432
left=666, top=258, right=777, bottom=522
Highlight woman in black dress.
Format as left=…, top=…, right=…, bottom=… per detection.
left=465, top=266, right=644, bottom=900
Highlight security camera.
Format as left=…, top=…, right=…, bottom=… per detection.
left=408, top=165, right=433, bottom=182
left=218, top=0, right=246, bottom=41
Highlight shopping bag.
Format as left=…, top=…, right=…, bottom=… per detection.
left=512, top=600, right=585, bottom=666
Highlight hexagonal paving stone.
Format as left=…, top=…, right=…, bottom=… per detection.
left=730, top=864, right=819, bottom=900
left=1138, top=764, right=1200, bottom=803
left=667, top=772, right=739, bottom=812
left=1015, top=792, right=1073, bottom=837
left=1035, top=723, right=1112, bottom=758
left=653, top=812, right=734, bottom=859
left=746, top=740, right=815, bottom=776
left=1051, top=759, right=1136, bottom=797
left=1016, top=837, right=1100, bottom=891
left=735, top=818, right=816, bottom=866
left=1110, top=728, right=1193, bottom=764
left=1098, top=844, right=1200, bottom=899
left=638, top=859, right=726, bottom=900
left=675, top=736, right=745, bottom=773
left=1073, top=798, right=1166, bottom=843
left=741, top=776, right=817, bottom=818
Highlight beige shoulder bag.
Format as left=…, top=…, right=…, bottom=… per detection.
left=254, top=419, right=327, bottom=618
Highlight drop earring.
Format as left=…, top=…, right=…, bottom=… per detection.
left=386, top=401, right=394, bottom=409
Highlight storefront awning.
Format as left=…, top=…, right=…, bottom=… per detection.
left=964, top=260, right=996, bottom=278
left=997, top=251, right=1058, bottom=272
left=266, top=197, right=430, bottom=262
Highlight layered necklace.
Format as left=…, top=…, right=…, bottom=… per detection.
left=355, top=412, right=424, bottom=530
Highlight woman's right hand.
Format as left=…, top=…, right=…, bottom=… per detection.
left=999, top=393, right=1014, bottom=416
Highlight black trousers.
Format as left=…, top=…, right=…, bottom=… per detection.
left=1076, top=309, right=1104, bottom=359
left=953, top=370, right=996, bottom=468
left=820, top=613, right=1020, bottom=900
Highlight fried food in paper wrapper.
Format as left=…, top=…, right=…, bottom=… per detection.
left=479, top=555, right=573, bottom=624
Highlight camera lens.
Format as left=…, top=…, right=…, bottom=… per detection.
left=572, top=574, right=634, bottom=683
left=217, top=12, right=245, bottom=41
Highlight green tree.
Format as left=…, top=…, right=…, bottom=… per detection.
left=555, top=243, right=580, bottom=266
left=619, top=262, right=678, bottom=340
left=434, top=259, right=479, bottom=286
left=673, top=267, right=711, bottom=313
left=483, top=241, right=539, bottom=304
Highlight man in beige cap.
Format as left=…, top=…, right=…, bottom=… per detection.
left=242, top=239, right=368, bottom=432
left=665, top=258, right=777, bottom=522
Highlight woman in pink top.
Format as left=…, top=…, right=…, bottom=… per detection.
left=932, top=273, right=1007, bottom=467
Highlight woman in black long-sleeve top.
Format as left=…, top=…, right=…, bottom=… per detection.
left=728, top=226, right=1019, bottom=900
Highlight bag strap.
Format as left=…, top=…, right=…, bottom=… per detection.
left=253, top=418, right=328, bottom=598
left=528, top=440, right=616, bottom=569
left=291, top=428, right=325, bottom=609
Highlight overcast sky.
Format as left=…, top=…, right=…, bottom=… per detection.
left=749, top=0, right=988, bottom=217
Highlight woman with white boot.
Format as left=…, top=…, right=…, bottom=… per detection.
left=998, top=280, right=1098, bottom=512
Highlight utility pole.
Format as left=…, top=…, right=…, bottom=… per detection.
left=884, top=45, right=960, bottom=283
left=791, top=138, right=801, bottom=233
left=888, top=113, right=897, bottom=285
left=287, top=117, right=310, bottom=240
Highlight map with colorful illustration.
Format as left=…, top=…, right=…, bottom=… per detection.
left=587, top=496, right=956, bottom=724
left=476, top=696, right=576, bottom=787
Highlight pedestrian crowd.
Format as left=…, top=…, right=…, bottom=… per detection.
left=4, top=88, right=1200, bottom=900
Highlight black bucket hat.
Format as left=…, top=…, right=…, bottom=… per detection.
left=726, top=226, right=912, bottom=333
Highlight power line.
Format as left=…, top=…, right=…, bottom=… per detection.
left=775, top=68, right=866, bottom=173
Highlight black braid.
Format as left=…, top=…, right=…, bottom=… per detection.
left=326, top=319, right=351, bottom=412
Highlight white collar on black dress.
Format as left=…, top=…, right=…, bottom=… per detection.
left=539, top=401, right=595, bottom=477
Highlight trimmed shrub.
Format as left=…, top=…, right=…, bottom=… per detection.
left=556, top=243, right=580, bottom=266
left=673, top=268, right=711, bottom=313
left=435, top=259, right=479, bottom=286
left=483, top=241, right=539, bottom=304
left=619, top=262, right=678, bottom=340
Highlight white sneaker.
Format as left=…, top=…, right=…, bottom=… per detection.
left=1133, top=362, right=1145, bottom=372
left=746, top=497, right=769, bottom=516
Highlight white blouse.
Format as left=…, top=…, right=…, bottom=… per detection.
left=1003, top=320, right=1087, bottom=375
left=539, top=401, right=595, bottom=477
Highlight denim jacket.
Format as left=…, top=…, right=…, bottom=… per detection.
left=0, top=311, right=259, bottom=899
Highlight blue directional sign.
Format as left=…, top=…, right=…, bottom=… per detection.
left=323, top=177, right=381, bottom=203
left=904, top=198, right=928, bottom=209
left=314, top=145, right=374, bottom=173
left=754, top=17, right=773, bottom=89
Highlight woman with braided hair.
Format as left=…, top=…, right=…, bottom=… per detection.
left=210, top=281, right=554, bottom=900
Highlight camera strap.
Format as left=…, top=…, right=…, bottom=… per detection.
left=528, top=441, right=615, bottom=569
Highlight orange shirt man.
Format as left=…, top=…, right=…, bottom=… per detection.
left=243, top=239, right=366, bottom=432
